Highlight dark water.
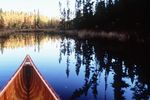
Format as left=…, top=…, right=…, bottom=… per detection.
left=0, top=32, right=150, bottom=100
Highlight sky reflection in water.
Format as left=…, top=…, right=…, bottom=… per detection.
left=0, top=33, right=149, bottom=100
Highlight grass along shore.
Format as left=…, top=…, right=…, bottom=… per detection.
left=64, top=30, right=132, bottom=42
left=0, top=29, right=148, bottom=43
left=65, top=30, right=150, bottom=43
left=0, top=28, right=59, bottom=36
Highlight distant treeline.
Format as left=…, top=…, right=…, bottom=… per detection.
left=0, top=9, right=59, bottom=29
left=60, top=0, right=149, bottom=32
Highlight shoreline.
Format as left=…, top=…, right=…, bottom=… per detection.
left=0, top=29, right=149, bottom=43
left=0, top=28, right=59, bottom=33
left=63, top=30, right=150, bottom=44
left=0, top=28, right=61, bottom=37
left=63, top=30, right=129, bottom=42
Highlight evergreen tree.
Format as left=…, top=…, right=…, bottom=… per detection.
left=95, top=0, right=106, bottom=29
left=0, top=16, right=4, bottom=29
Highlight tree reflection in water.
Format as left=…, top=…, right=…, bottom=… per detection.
left=131, top=64, right=150, bottom=100
left=0, top=32, right=46, bottom=53
left=0, top=33, right=150, bottom=99
left=59, top=37, right=150, bottom=100
left=59, top=38, right=72, bottom=78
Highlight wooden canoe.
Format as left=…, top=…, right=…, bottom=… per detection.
left=0, top=55, right=60, bottom=100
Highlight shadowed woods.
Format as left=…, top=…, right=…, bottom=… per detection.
left=59, top=0, right=150, bottom=42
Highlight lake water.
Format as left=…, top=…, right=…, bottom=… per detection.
left=0, top=32, right=150, bottom=100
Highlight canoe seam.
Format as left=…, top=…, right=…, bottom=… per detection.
left=0, top=55, right=61, bottom=100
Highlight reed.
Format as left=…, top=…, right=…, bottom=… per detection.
left=65, top=30, right=129, bottom=42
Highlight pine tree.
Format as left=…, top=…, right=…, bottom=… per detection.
left=0, top=16, right=5, bottom=29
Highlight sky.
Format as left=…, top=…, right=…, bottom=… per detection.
left=0, top=0, right=75, bottom=19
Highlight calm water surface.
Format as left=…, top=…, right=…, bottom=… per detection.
left=0, top=32, right=150, bottom=100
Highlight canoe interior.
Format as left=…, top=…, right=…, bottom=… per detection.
left=0, top=55, right=60, bottom=100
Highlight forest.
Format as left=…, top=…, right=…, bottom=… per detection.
left=0, top=0, right=149, bottom=41
left=59, top=0, right=149, bottom=41
left=60, top=0, right=149, bottom=30
left=0, top=9, right=59, bottom=29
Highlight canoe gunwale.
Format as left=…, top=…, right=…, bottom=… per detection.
left=0, top=55, right=60, bottom=100
left=27, top=55, right=61, bottom=100
left=0, top=56, right=27, bottom=96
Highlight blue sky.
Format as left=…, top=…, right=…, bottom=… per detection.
left=0, top=0, right=75, bottom=19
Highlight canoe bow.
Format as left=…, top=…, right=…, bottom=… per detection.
left=0, top=55, right=60, bottom=100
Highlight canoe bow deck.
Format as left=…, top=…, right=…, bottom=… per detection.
left=0, top=55, right=60, bottom=100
